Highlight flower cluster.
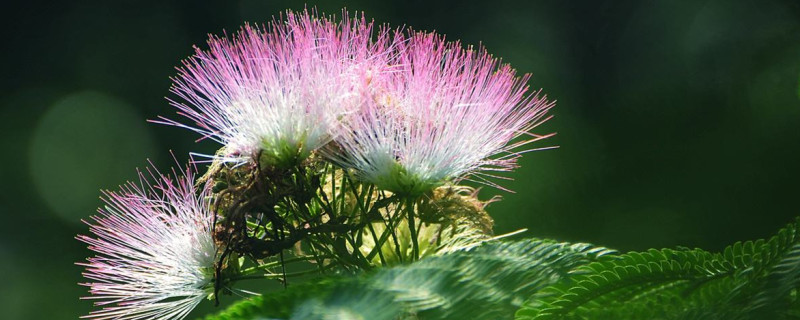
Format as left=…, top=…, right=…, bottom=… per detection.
left=328, top=33, right=554, bottom=195
left=160, top=11, right=392, bottom=168
left=77, top=166, right=217, bottom=320
left=163, top=10, right=553, bottom=194
left=79, top=8, right=554, bottom=320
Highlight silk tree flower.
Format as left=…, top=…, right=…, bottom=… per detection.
left=325, top=32, right=555, bottom=195
left=77, top=166, right=217, bottom=320
left=158, top=10, right=388, bottom=167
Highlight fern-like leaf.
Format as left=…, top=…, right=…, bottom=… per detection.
left=516, top=217, right=800, bottom=320
left=201, top=239, right=613, bottom=320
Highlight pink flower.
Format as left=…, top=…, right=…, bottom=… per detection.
left=77, top=165, right=216, bottom=320
left=326, top=32, right=555, bottom=195
left=158, top=10, right=389, bottom=167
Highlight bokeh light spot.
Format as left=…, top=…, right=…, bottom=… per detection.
left=29, top=91, right=157, bottom=224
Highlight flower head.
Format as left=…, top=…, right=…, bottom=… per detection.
left=159, top=10, right=386, bottom=167
left=326, top=32, right=555, bottom=195
left=77, top=165, right=217, bottom=320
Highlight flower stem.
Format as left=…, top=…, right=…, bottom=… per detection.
left=406, top=198, right=420, bottom=261
left=229, top=265, right=333, bottom=282
left=239, top=255, right=330, bottom=275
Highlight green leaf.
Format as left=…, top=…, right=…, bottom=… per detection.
left=516, top=217, right=800, bottom=320
left=201, top=239, right=612, bottom=320
left=202, top=217, right=800, bottom=320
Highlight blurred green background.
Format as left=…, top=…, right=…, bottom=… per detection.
left=1, top=0, right=799, bottom=319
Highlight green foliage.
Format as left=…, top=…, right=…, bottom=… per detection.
left=516, top=217, right=800, bottom=320
left=202, top=239, right=613, bottom=320
left=202, top=217, right=800, bottom=320
left=204, top=278, right=341, bottom=320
